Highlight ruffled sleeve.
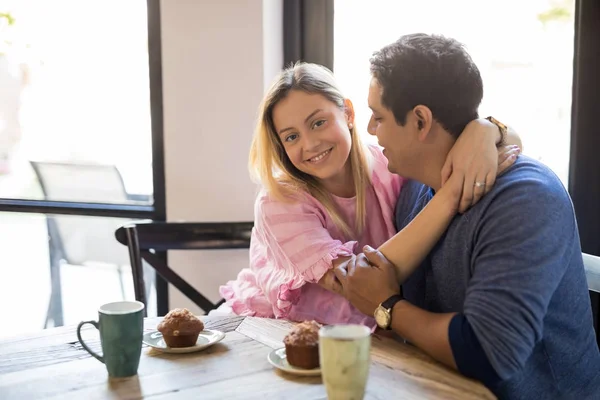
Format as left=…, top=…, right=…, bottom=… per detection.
left=219, top=268, right=275, bottom=317
left=220, top=191, right=358, bottom=319
left=254, top=194, right=358, bottom=318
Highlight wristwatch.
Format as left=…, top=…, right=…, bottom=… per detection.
left=374, top=293, right=404, bottom=330
left=486, top=116, right=508, bottom=147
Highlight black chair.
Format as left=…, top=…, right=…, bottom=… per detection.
left=30, top=161, right=152, bottom=327
left=583, top=253, right=600, bottom=347
left=115, top=221, right=253, bottom=315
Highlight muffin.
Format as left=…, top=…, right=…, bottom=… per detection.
left=157, top=308, right=204, bottom=348
left=283, top=320, right=321, bottom=369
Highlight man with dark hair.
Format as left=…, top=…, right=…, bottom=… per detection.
left=333, top=34, right=600, bottom=399
left=370, top=33, right=483, bottom=137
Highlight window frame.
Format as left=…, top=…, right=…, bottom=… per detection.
left=0, top=0, right=169, bottom=316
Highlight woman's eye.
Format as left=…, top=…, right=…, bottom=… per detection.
left=285, top=133, right=298, bottom=142
left=312, top=119, right=326, bottom=129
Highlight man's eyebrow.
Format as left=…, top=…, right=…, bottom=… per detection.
left=369, top=105, right=380, bottom=114
left=278, top=109, right=323, bottom=135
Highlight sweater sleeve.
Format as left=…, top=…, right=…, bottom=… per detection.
left=458, top=171, right=576, bottom=381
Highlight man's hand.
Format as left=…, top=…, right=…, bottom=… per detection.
left=332, top=247, right=459, bottom=371
left=333, top=246, right=400, bottom=316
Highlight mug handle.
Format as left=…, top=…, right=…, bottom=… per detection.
left=77, top=320, right=104, bottom=364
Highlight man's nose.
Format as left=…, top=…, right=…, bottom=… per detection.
left=367, top=115, right=377, bottom=136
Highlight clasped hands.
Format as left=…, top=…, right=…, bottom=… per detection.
left=318, top=246, right=400, bottom=317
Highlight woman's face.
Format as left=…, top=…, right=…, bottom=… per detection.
left=272, top=90, right=353, bottom=184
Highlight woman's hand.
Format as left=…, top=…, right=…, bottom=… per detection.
left=498, top=145, right=520, bottom=176
left=441, top=119, right=520, bottom=213
left=437, top=171, right=466, bottom=214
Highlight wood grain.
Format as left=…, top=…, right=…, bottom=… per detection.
left=0, top=315, right=495, bottom=399
left=0, top=315, right=244, bottom=375
left=235, top=316, right=294, bottom=349
left=1, top=331, right=261, bottom=400
left=150, top=368, right=325, bottom=400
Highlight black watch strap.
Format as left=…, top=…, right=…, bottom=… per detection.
left=382, top=293, right=404, bottom=311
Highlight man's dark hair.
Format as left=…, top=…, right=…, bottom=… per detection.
left=370, top=33, right=483, bottom=136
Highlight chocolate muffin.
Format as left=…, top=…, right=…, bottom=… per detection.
left=283, top=320, right=320, bottom=369
left=157, top=308, right=204, bottom=348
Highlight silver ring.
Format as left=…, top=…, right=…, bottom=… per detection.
left=474, top=181, right=486, bottom=188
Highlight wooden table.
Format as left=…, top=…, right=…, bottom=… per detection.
left=0, top=316, right=494, bottom=399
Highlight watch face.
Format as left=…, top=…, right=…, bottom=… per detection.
left=374, top=306, right=391, bottom=328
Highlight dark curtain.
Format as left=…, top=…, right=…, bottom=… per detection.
left=569, top=0, right=600, bottom=342
left=283, top=0, right=334, bottom=70
left=147, top=0, right=169, bottom=316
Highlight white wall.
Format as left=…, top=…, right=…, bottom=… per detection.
left=160, top=0, right=283, bottom=314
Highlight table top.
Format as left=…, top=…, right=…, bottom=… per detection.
left=0, top=315, right=494, bottom=399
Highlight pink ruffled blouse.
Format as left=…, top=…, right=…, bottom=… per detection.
left=219, top=145, right=403, bottom=328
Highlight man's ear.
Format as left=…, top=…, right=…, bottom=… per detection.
left=344, top=98, right=355, bottom=126
left=412, top=105, right=433, bottom=141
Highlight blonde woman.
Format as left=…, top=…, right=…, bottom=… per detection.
left=219, top=63, right=520, bottom=327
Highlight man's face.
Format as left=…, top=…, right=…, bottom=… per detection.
left=367, top=77, right=419, bottom=175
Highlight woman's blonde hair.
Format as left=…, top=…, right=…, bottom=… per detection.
left=249, top=62, right=371, bottom=239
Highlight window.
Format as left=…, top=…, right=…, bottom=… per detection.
left=334, top=0, right=575, bottom=185
left=0, top=0, right=165, bottom=331
left=0, top=212, right=157, bottom=338
left=0, top=0, right=153, bottom=203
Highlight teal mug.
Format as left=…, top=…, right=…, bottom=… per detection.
left=77, top=301, right=145, bottom=377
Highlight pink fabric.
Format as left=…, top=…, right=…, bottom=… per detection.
left=219, top=145, right=403, bottom=328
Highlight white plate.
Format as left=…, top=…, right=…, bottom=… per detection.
left=143, top=329, right=225, bottom=354
left=267, top=347, right=321, bottom=376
